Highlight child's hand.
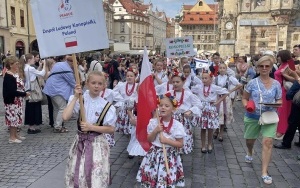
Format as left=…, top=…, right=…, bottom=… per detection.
left=159, top=134, right=168, bottom=144
left=80, top=122, right=92, bottom=132
left=155, top=123, right=163, bottom=133
left=74, top=84, right=82, bottom=98
left=184, top=110, right=192, bottom=117
left=129, top=117, right=137, bottom=125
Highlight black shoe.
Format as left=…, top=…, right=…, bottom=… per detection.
left=201, top=149, right=207, bottom=153
left=35, top=129, right=41, bottom=133
left=274, top=143, right=291, bottom=149
left=128, top=155, right=134, bottom=159
left=294, top=142, right=300, bottom=147
left=27, top=129, right=38, bottom=134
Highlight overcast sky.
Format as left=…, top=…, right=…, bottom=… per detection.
left=148, top=0, right=216, bottom=18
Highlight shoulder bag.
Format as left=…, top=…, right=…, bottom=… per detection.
left=256, top=78, right=279, bottom=125
left=26, top=67, right=43, bottom=102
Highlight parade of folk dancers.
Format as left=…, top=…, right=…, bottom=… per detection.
left=2, top=0, right=300, bottom=188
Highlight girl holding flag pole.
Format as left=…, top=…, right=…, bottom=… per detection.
left=136, top=93, right=185, bottom=188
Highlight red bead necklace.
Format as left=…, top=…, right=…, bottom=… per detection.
left=126, top=82, right=135, bottom=96
left=173, top=89, right=184, bottom=107
left=203, top=85, right=211, bottom=97
left=160, top=117, right=174, bottom=134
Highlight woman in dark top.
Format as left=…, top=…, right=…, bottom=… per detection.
left=3, top=56, right=30, bottom=143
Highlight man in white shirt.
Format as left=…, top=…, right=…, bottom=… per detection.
left=88, top=52, right=103, bottom=73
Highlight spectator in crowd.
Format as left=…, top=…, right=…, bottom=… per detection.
left=22, top=54, right=46, bottom=134
left=31, top=51, right=40, bottom=68
left=108, top=54, right=120, bottom=89
left=274, top=81, right=300, bottom=149
left=242, top=56, right=282, bottom=185
left=44, top=58, right=56, bottom=127
left=274, top=50, right=300, bottom=139
left=236, top=56, right=249, bottom=100
left=3, top=56, right=30, bottom=143
left=43, top=55, right=75, bottom=133
left=293, top=44, right=300, bottom=65
left=88, top=52, right=103, bottom=72
left=78, top=58, right=87, bottom=88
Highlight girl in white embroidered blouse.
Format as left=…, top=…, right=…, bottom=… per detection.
left=136, top=94, right=186, bottom=188
left=63, top=71, right=117, bottom=188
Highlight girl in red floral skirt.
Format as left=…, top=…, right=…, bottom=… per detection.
left=191, top=71, right=228, bottom=153
left=136, top=93, right=186, bottom=188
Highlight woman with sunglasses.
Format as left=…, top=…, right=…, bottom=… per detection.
left=274, top=50, right=300, bottom=140
left=242, top=56, right=282, bottom=185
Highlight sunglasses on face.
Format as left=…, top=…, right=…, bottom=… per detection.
left=258, top=65, right=271, bottom=68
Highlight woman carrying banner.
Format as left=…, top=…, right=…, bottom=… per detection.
left=63, top=71, right=116, bottom=188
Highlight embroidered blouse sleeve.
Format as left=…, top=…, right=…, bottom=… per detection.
left=229, top=76, right=240, bottom=86
left=147, top=119, right=158, bottom=134
left=215, top=85, right=229, bottom=95
left=188, top=92, right=202, bottom=114
left=102, top=105, right=117, bottom=127
left=172, top=121, right=186, bottom=139
left=67, top=95, right=80, bottom=116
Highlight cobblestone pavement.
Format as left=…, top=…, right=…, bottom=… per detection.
left=0, top=76, right=300, bottom=188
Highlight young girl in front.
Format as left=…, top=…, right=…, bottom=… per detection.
left=113, top=68, right=138, bottom=134
left=192, top=71, right=228, bottom=153
left=153, top=59, right=168, bottom=86
left=63, top=71, right=117, bottom=188
left=136, top=93, right=185, bottom=188
left=213, top=63, right=242, bottom=142
left=170, top=70, right=202, bottom=154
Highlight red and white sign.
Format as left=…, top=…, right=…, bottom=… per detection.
left=64, top=37, right=78, bottom=48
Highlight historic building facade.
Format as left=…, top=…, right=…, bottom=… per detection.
left=110, top=0, right=150, bottom=50
left=146, top=4, right=167, bottom=55
left=4, top=0, right=37, bottom=57
left=166, top=17, right=175, bottom=39
left=175, top=0, right=218, bottom=54
left=0, top=0, right=10, bottom=55
left=218, top=0, right=300, bottom=56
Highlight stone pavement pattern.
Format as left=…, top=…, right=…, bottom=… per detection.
left=0, top=76, right=300, bottom=188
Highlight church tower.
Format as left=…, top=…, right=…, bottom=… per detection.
left=218, top=0, right=238, bottom=56
left=218, top=0, right=300, bottom=56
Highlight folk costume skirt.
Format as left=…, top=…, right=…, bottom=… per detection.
left=198, top=101, right=219, bottom=129
left=173, top=113, right=195, bottom=154
left=65, top=132, right=110, bottom=188
left=136, top=145, right=185, bottom=188
left=217, top=96, right=234, bottom=125
left=115, top=106, right=133, bottom=135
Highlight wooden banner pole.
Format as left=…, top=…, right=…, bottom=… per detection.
left=155, top=108, right=170, bottom=175
left=71, top=54, right=86, bottom=122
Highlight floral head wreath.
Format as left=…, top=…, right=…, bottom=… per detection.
left=157, top=92, right=178, bottom=108
left=125, top=67, right=138, bottom=76
left=171, top=68, right=186, bottom=81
